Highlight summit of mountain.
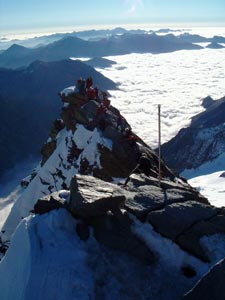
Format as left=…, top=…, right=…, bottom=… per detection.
left=0, top=59, right=116, bottom=178
left=1, top=81, right=225, bottom=299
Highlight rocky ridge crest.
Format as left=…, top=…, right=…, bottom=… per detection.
left=1, top=87, right=225, bottom=299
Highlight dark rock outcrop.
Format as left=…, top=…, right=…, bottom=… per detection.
left=32, top=191, right=68, bottom=214
left=201, top=96, right=214, bottom=109
left=69, top=175, right=125, bottom=217
left=148, top=201, right=218, bottom=240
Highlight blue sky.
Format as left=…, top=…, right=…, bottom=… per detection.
left=1, top=0, right=225, bottom=34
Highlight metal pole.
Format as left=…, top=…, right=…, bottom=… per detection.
left=158, top=104, right=161, bottom=188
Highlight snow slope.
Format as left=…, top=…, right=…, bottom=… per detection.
left=0, top=209, right=95, bottom=300
left=1, top=125, right=112, bottom=241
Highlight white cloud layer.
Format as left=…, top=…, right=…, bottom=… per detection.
left=99, top=48, right=225, bottom=149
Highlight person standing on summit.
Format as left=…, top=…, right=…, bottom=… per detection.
left=123, top=153, right=152, bottom=186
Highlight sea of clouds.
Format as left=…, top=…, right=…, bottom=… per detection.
left=98, top=48, right=225, bottom=149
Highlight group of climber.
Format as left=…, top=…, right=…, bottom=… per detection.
left=61, top=76, right=153, bottom=188
left=76, top=76, right=99, bottom=100
left=76, top=77, right=141, bottom=147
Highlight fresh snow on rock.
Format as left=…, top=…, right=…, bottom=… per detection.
left=1, top=125, right=112, bottom=240
left=73, top=125, right=112, bottom=166
left=0, top=209, right=95, bottom=300
left=182, top=152, right=225, bottom=207
left=188, top=171, right=225, bottom=207
left=131, top=216, right=209, bottom=276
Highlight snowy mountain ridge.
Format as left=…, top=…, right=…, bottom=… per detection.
left=1, top=86, right=225, bottom=300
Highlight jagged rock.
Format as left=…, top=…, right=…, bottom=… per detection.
left=91, top=211, right=156, bottom=264
left=103, top=125, right=123, bottom=140
left=219, top=171, right=225, bottom=178
left=123, top=174, right=209, bottom=221
left=148, top=201, right=219, bottom=240
left=81, top=100, right=99, bottom=120
left=69, top=175, right=125, bottom=217
left=96, top=145, right=132, bottom=180
left=201, top=96, right=214, bottom=109
left=183, top=258, right=225, bottom=300
left=61, top=104, right=89, bottom=130
left=41, top=139, right=57, bottom=165
left=125, top=186, right=165, bottom=221
left=49, top=119, right=65, bottom=139
left=33, top=191, right=68, bottom=214
left=61, top=92, right=89, bottom=106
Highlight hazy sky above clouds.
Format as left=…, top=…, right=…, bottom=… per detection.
left=1, top=0, right=225, bottom=34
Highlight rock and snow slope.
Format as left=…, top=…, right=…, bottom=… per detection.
left=1, top=88, right=225, bottom=300
left=161, top=95, right=225, bottom=174
left=161, top=95, right=225, bottom=206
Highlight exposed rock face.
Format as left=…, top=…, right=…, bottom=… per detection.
left=32, top=191, right=69, bottom=214
left=30, top=171, right=225, bottom=266
left=69, top=175, right=125, bottom=217
left=183, top=258, right=225, bottom=300
left=201, top=96, right=214, bottom=109
left=161, top=95, right=225, bottom=173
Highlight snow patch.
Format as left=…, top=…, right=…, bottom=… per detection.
left=200, top=234, right=225, bottom=262
left=73, top=124, right=112, bottom=167
left=60, top=86, right=75, bottom=96
left=0, top=209, right=95, bottom=300
left=188, top=171, right=225, bottom=207
left=131, top=216, right=208, bottom=277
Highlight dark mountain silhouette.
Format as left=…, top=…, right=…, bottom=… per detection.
left=0, top=59, right=116, bottom=178
left=0, top=27, right=147, bottom=51
left=206, top=42, right=224, bottom=49
left=84, top=57, right=117, bottom=68
left=0, top=33, right=203, bottom=69
left=161, top=96, right=225, bottom=174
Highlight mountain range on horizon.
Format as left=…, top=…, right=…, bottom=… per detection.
left=0, top=32, right=208, bottom=69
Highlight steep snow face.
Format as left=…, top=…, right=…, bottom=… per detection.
left=181, top=152, right=225, bottom=207
left=0, top=209, right=95, bottom=300
left=1, top=125, right=112, bottom=241
left=73, top=124, right=112, bottom=166
left=188, top=171, right=225, bottom=207
left=1, top=205, right=224, bottom=300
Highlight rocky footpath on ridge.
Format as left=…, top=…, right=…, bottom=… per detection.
left=161, top=95, right=225, bottom=174
left=1, top=86, right=225, bottom=299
